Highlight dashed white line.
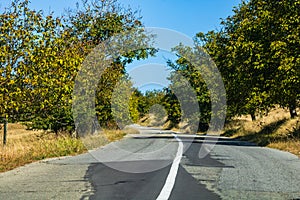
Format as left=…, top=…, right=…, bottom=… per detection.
left=156, top=133, right=183, bottom=200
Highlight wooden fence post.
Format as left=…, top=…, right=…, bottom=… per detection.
left=3, top=117, right=7, bottom=145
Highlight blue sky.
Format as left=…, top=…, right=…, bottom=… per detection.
left=0, top=0, right=241, bottom=92
left=120, top=0, right=241, bottom=37
left=0, top=0, right=241, bottom=37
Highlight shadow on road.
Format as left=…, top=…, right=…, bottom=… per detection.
left=132, top=134, right=257, bottom=147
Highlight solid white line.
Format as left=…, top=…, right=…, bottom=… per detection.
left=156, top=133, right=183, bottom=200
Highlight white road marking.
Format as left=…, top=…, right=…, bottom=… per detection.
left=156, top=133, right=183, bottom=200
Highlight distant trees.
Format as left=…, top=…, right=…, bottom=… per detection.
left=166, top=46, right=212, bottom=130
left=161, top=88, right=181, bottom=128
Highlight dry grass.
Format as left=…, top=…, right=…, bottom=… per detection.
left=0, top=124, right=130, bottom=172
left=139, top=114, right=168, bottom=128
left=84, top=127, right=139, bottom=149
left=223, top=107, right=300, bottom=157
left=0, top=123, right=86, bottom=172
left=81, top=128, right=137, bottom=150
left=268, top=140, right=300, bottom=157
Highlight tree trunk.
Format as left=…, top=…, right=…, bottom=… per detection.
left=289, top=103, right=298, bottom=119
left=250, top=112, right=256, bottom=121
left=3, top=117, right=7, bottom=145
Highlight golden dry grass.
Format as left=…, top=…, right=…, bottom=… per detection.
left=0, top=123, right=86, bottom=172
left=268, top=140, right=300, bottom=157
left=139, top=114, right=168, bottom=128
left=81, top=128, right=136, bottom=150
left=223, top=107, right=300, bottom=157
left=84, top=127, right=139, bottom=148
left=0, top=124, right=130, bottom=172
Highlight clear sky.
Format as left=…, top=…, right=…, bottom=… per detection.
left=0, top=0, right=241, bottom=92
left=0, top=0, right=241, bottom=37
left=120, top=0, right=241, bottom=37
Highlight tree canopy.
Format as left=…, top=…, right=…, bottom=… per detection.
left=0, top=0, right=155, bottom=134
left=195, top=0, right=299, bottom=120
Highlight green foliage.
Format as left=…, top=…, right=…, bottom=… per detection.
left=197, top=0, right=299, bottom=120
left=162, top=88, right=181, bottom=128
left=110, top=77, right=140, bottom=128
left=0, top=0, right=155, bottom=134
left=161, top=0, right=299, bottom=132
left=129, top=89, right=141, bottom=123
left=167, top=51, right=211, bottom=125
left=129, top=89, right=166, bottom=120
left=0, top=0, right=84, bottom=132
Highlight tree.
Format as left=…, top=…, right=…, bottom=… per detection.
left=164, top=39, right=227, bottom=132
left=196, top=0, right=299, bottom=120
left=70, top=0, right=156, bottom=131
left=0, top=0, right=156, bottom=135
left=162, top=88, right=181, bottom=129
left=261, top=0, right=300, bottom=118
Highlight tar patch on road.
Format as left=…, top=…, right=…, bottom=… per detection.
left=85, top=160, right=221, bottom=200
left=84, top=142, right=223, bottom=200
left=182, top=142, right=225, bottom=168
left=169, top=165, right=220, bottom=200
left=85, top=160, right=171, bottom=200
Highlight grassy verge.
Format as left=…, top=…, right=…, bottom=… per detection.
left=223, top=107, right=300, bottom=157
left=0, top=124, right=133, bottom=173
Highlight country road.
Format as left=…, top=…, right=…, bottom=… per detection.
left=0, top=125, right=300, bottom=199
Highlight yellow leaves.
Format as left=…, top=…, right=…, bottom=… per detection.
left=22, top=78, right=30, bottom=84
left=270, top=41, right=287, bottom=50
left=9, top=79, right=15, bottom=85
left=58, top=59, right=64, bottom=65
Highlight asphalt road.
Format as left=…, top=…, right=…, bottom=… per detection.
left=0, top=125, right=300, bottom=199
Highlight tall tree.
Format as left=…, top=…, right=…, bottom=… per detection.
left=0, top=0, right=155, bottom=134
left=197, top=0, right=299, bottom=120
